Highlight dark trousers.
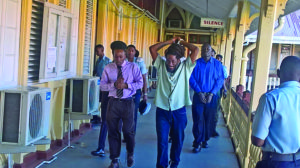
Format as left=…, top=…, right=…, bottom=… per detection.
left=192, top=94, right=218, bottom=147
left=213, top=91, right=222, bottom=133
left=106, top=98, right=135, bottom=160
left=256, top=159, right=300, bottom=168
left=133, top=89, right=142, bottom=132
left=156, top=107, right=187, bottom=168
left=97, top=91, right=109, bottom=150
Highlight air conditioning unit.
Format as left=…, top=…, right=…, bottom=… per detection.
left=0, top=86, right=51, bottom=146
left=65, top=76, right=100, bottom=115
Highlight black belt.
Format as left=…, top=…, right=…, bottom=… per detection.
left=110, top=97, right=133, bottom=102
left=262, top=151, right=300, bottom=162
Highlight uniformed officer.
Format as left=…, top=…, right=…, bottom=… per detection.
left=252, top=56, right=300, bottom=168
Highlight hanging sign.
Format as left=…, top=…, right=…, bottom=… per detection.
left=200, top=18, right=225, bottom=28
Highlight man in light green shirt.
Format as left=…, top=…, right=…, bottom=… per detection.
left=149, top=37, right=198, bottom=168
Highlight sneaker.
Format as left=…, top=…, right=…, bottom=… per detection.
left=91, top=149, right=105, bottom=157
left=127, top=155, right=135, bottom=167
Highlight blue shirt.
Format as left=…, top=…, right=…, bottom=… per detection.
left=252, top=81, right=300, bottom=154
left=189, top=57, right=224, bottom=95
left=127, top=57, right=148, bottom=75
left=94, top=56, right=112, bottom=77
left=223, top=65, right=228, bottom=79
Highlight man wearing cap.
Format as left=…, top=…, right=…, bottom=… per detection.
left=100, top=41, right=143, bottom=168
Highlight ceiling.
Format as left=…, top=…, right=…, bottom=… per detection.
left=167, top=0, right=300, bottom=35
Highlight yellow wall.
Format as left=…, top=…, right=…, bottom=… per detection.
left=96, top=0, right=159, bottom=67
left=0, top=0, right=97, bottom=167
left=1, top=0, right=157, bottom=167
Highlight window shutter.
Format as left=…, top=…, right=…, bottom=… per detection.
left=28, top=1, right=44, bottom=83
left=59, top=0, right=67, bottom=8
left=83, top=0, right=94, bottom=75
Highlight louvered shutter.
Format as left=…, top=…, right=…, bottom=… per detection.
left=59, top=0, right=67, bottom=8
left=28, top=1, right=44, bottom=83
left=83, top=0, right=94, bottom=75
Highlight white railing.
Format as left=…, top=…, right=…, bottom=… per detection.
left=246, top=76, right=280, bottom=92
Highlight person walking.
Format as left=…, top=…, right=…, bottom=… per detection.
left=149, top=37, right=198, bottom=168
left=100, top=41, right=143, bottom=168
left=189, top=43, right=224, bottom=153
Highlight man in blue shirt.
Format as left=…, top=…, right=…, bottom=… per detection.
left=252, top=56, right=300, bottom=168
left=189, top=43, right=224, bottom=153
left=213, top=54, right=229, bottom=137
left=91, top=44, right=112, bottom=157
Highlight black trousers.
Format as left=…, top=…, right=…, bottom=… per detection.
left=97, top=91, right=109, bottom=150
left=106, top=97, right=135, bottom=160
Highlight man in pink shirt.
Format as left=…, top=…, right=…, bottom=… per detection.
left=100, top=41, right=143, bottom=168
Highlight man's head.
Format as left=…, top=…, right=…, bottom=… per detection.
left=110, top=41, right=127, bottom=66
left=126, top=45, right=137, bottom=61
left=277, top=56, right=300, bottom=84
left=201, top=43, right=212, bottom=62
left=165, top=43, right=185, bottom=71
left=216, top=54, right=223, bottom=62
left=211, top=48, right=216, bottom=58
left=95, top=44, right=104, bottom=57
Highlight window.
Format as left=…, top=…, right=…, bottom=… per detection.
left=82, top=0, right=94, bottom=75
left=0, top=0, right=21, bottom=88
left=39, top=2, right=74, bottom=81
left=188, top=34, right=211, bottom=44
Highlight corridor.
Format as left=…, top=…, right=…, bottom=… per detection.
left=41, top=91, right=239, bottom=168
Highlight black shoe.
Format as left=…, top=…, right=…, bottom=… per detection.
left=212, top=131, right=219, bottom=137
left=201, top=141, right=208, bottom=148
left=108, top=161, right=119, bottom=168
left=127, top=155, right=134, bottom=167
left=192, top=146, right=201, bottom=153
left=169, top=160, right=177, bottom=168
left=91, top=149, right=105, bottom=157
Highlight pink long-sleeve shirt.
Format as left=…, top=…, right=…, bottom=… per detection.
left=100, top=61, right=143, bottom=99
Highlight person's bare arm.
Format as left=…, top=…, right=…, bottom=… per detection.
left=179, top=39, right=199, bottom=63
left=149, top=38, right=175, bottom=62
left=142, top=74, right=147, bottom=101
left=251, top=135, right=265, bottom=147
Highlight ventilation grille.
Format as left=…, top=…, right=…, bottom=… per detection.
left=59, top=0, right=67, bottom=8
left=28, top=0, right=44, bottom=83
left=2, top=93, right=21, bottom=143
left=72, top=80, right=83, bottom=112
left=89, top=80, right=96, bottom=110
left=83, top=0, right=94, bottom=75
left=28, top=94, right=43, bottom=140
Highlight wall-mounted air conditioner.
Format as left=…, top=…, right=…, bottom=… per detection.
left=0, top=86, right=51, bottom=146
left=168, top=20, right=182, bottom=28
left=65, top=76, right=100, bottom=116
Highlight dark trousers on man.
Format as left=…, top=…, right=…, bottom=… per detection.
left=133, top=89, right=142, bottom=132
left=192, top=94, right=218, bottom=147
left=156, top=107, right=187, bottom=168
left=256, top=159, right=300, bottom=168
left=96, top=91, right=109, bottom=150
left=106, top=97, right=135, bottom=160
